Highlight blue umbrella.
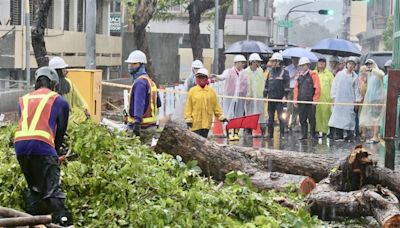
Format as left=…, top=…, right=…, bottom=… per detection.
left=282, top=47, right=319, bottom=62
left=311, top=38, right=361, bottom=57
left=225, top=40, right=273, bottom=54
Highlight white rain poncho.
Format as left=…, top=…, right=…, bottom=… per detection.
left=215, top=67, right=249, bottom=120
left=359, top=60, right=385, bottom=127
left=243, top=67, right=266, bottom=124
left=328, top=69, right=362, bottom=130
left=171, top=74, right=195, bottom=122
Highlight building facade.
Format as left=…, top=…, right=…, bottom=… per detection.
left=357, top=0, right=394, bottom=52
left=0, top=0, right=122, bottom=87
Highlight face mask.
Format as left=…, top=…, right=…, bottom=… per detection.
left=196, top=77, right=208, bottom=88
left=128, top=66, right=141, bottom=75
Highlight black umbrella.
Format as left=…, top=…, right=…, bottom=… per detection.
left=225, top=40, right=273, bottom=54
left=311, top=38, right=361, bottom=57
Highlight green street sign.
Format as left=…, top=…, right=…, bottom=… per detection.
left=277, top=20, right=293, bottom=28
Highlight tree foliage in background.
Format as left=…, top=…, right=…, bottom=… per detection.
left=383, top=16, right=394, bottom=51
left=289, top=22, right=335, bottom=47
left=124, top=0, right=185, bottom=80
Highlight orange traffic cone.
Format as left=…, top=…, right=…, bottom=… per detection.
left=252, top=124, right=262, bottom=138
left=212, top=119, right=225, bottom=138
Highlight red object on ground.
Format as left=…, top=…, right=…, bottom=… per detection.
left=212, top=119, right=225, bottom=137
left=226, top=114, right=260, bottom=130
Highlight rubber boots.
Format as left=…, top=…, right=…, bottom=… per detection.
left=268, top=126, right=274, bottom=139
left=233, top=129, right=240, bottom=141
left=260, top=124, right=267, bottom=138
left=299, top=124, right=308, bottom=140
left=228, top=129, right=235, bottom=141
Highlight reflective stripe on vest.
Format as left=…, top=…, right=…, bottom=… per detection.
left=128, top=75, right=158, bottom=126
left=14, top=89, right=59, bottom=147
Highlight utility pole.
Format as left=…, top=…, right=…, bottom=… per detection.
left=213, top=0, right=219, bottom=73
left=86, top=0, right=96, bottom=69
left=341, top=0, right=351, bottom=40
left=24, top=0, right=31, bottom=85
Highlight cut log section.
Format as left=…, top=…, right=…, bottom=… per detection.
left=250, top=171, right=316, bottom=195
left=0, top=215, right=51, bottom=227
left=155, top=120, right=316, bottom=194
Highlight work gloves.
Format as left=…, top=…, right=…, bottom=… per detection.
left=186, top=122, right=193, bottom=129
left=222, top=118, right=228, bottom=123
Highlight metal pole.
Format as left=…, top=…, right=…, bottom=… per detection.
left=213, top=0, right=219, bottom=73
left=393, top=0, right=400, bottom=69
left=245, top=9, right=249, bottom=40
left=283, top=1, right=315, bottom=47
left=24, top=0, right=31, bottom=85
left=85, top=0, right=96, bottom=69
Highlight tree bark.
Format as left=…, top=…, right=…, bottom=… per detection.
left=155, top=120, right=316, bottom=194
left=0, top=206, right=62, bottom=228
left=0, top=215, right=51, bottom=227
left=133, top=0, right=157, bottom=79
left=31, top=0, right=52, bottom=67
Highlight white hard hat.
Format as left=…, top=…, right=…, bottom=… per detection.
left=125, top=50, right=147, bottom=64
left=385, top=59, right=393, bottom=67
left=234, top=55, right=246, bottom=63
left=49, top=57, right=68, bottom=69
left=192, top=60, right=203, bottom=69
left=270, top=53, right=283, bottom=61
left=196, top=68, right=209, bottom=77
left=249, top=53, right=262, bottom=62
left=347, top=56, right=358, bottom=64
left=329, top=56, right=339, bottom=62
left=298, top=57, right=310, bottom=65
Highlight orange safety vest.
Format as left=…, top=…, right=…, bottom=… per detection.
left=128, top=75, right=158, bottom=127
left=14, top=88, right=60, bottom=148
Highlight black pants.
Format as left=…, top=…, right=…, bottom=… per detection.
left=193, top=129, right=209, bottom=138
left=17, top=155, right=73, bottom=226
left=268, top=101, right=285, bottom=136
left=298, top=104, right=316, bottom=138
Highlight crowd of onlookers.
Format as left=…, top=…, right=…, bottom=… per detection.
left=181, top=53, right=393, bottom=144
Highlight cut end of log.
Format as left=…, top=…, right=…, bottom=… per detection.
left=383, top=214, right=400, bottom=228
left=300, top=177, right=317, bottom=195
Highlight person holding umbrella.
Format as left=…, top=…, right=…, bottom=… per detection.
left=210, top=55, right=248, bottom=141
left=244, top=53, right=266, bottom=137
left=314, top=57, right=334, bottom=137
left=328, top=57, right=362, bottom=142
left=294, top=57, right=321, bottom=140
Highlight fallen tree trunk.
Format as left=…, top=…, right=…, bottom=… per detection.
left=307, top=183, right=400, bottom=227
left=0, top=215, right=51, bottom=227
left=250, top=171, right=316, bottom=195
left=0, top=206, right=62, bottom=228
left=155, top=121, right=316, bottom=194
left=156, top=120, right=400, bottom=196
left=156, top=120, right=336, bottom=181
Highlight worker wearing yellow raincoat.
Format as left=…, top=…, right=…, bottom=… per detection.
left=315, top=57, right=334, bottom=136
left=49, top=57, right=89, bottom=123
left=185, top=68, right=227, bottom=138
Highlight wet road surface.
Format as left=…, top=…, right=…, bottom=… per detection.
left=212, top=129, right=400, bottom=171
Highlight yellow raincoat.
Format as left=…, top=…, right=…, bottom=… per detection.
left=185, top=85, right=225, bottom=131
left=64, top=78, right=89, bottom=123
left=314, top=68, right=334, bottom=133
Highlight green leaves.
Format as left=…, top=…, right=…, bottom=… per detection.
left=0, top=122, right=320, bottom=227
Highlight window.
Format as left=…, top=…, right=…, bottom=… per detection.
left=10, top=0, right=21, bottom=25
left=111, top=0, right=121, bottom=12
left=237, top=0, right=243, bottom=15
left=253, top=0, right=259, bottom=16
left=96, top=0, right=103, bottom=34
left=64, top=0, right=70, bottom=30
left=77, top=0, right=84, bottom=32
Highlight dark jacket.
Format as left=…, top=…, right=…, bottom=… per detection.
left=294, top=70, right=321, bottom=102
left=264, top=67, right=290, bottom=99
